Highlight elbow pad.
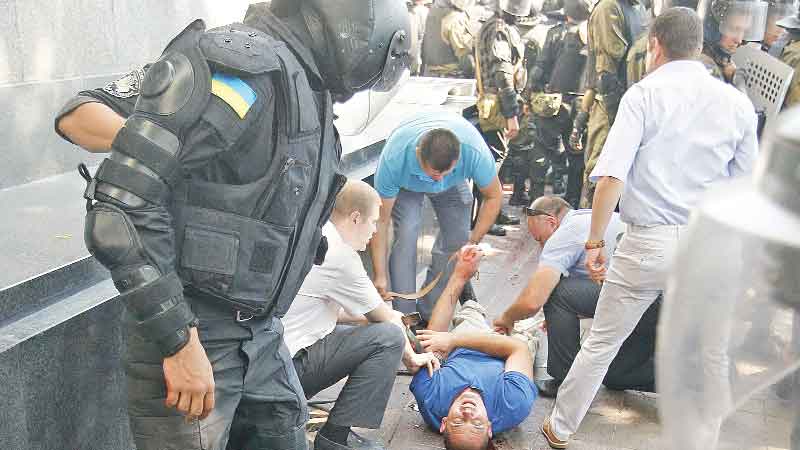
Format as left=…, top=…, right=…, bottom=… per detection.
left=85, top=201, right=197, bottom=357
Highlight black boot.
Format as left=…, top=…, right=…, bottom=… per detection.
left=509, top=177, right=530, bottom=206
left=496, top=210, right=520, bottom=225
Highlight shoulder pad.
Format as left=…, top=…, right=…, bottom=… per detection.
left=201, top=25, right=282, bottom=76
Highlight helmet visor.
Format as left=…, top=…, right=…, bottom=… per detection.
left=722, top=1, right=769, bottom=42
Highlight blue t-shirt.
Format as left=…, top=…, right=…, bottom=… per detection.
left=374, top=112, right=497, bottom=198
left=539, top=210, right=625, bottom=279
left=410, top=348, right=537, bottom=434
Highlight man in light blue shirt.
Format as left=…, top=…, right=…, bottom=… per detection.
left=493, top=196, right=660, bottom=398
left=542, top=9, right=759, bottom=448
left=370, top=112, right=504, bottom=320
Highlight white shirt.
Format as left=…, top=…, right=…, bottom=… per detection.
left=539, top=210, right=625, bottom=278
left=590, top=60, right=759, bottom=226
left=281, top=222, right=384, bottom=357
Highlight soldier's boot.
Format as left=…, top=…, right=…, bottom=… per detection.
left=509, top=177, right=531, bottom=206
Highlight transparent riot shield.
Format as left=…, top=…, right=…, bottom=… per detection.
left=659, top=108, right=800, bottom=450
left=699, top=0, right=770, bottom=44
left=333, top=70, right=410, bottom=136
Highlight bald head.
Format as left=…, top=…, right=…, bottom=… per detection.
left=529, top=195, right=572, bottom=216
left=332, top=179, right=381, bottom=221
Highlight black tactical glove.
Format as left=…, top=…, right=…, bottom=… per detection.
left=569, top=110, right=589, bottom=153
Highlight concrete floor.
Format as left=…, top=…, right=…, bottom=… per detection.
left=310, top=191, right=798, bottom=450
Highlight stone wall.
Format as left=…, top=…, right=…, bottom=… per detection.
left=0, top=0, right=255, bottom=189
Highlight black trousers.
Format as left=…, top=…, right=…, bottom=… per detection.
left=292, top=323, right=405, bottom=429
left=542, top=276, right=661, bottom=391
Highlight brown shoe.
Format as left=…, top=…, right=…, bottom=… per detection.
left=541, top=417, right=569, bottom=449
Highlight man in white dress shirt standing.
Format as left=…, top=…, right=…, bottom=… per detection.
left=540, top=7, right=760, bottom=448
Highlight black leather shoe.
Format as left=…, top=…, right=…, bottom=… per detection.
left=535, top=378, right=562, bottom=398
left=496, top=211, right=520, bottom=225
left=487, top=224, right=507, bottom=236
left=314, top=431, right=387, bottom=450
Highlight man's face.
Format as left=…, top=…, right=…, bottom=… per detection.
left=527, top=214, right=558, bottom=244
left=351, top=205, right=380, bottom=251
left=719, top=13, right=751, bottom=52
left=764, top=17, right=786, bottom=47
left=441, top=389, right=492, bottom=448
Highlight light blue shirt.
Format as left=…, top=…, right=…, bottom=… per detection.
left=375, top=112, right=496, bottom=198
left=590, top=60, right=759, bottom=226
left=539, top=210, right=625, bottom=278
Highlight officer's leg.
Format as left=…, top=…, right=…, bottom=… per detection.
left=528, top=144, right=549, bottom=200
left=294, top=324, right=405, bottom=434
left=389, top=189, right=425, bottom=314
left=565, top=152, right=585, bottom=209
left=542, top=277, right=601, bottom=381
left=232, top=319, right=308, bottom=450
left=419, top=183, right=474, bottom=321
left=581, top=103, right=610, bottom=208
left=126, top=309, right=243, bottom=450
left=509, top=144, right=531, bottom=206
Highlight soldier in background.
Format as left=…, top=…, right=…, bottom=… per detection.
left=771, top=3, right=800, bottom=108
left=571, top=0, right=648, bottom=207
left=475, top=0, right=533, bottom=231
left=409, top=0, right=433, bottom=75
left=698, top=0, right=768, bottom=83
left=521, top=0, right=591, bottom=207
left=763, top=0, right=796, bottom=51
left=627, top=0, right=700, bottom=86
left=422, top=0, right=478, bottom=77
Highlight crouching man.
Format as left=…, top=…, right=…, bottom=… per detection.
left=410, top=246, right=538, bottom=450
left=282, top=179, right=440, bottom=450
left=493, top=196, right=660, bottom=397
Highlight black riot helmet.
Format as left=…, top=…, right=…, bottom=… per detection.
left=299, top=0, right=412, bottom=101
left=564, top=0, right=591, bottom=21
left=500, top=0, right=535, bottom=16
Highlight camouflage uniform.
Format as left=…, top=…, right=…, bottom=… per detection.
left=409, top=2, right=430, bottom=75
left=698, top=44, right=734, bottom=82
left=422, top=3, right=478, bottom=77
left=626, top=34, right=649, bottom=86
left=781, top=39, right=800, bottom=107
left=580, top=0, right=647, bottom=207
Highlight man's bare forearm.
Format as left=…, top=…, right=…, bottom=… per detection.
left=589, top=176, right=624, bottom=241
left=471, top=195, right=501, bottom=243
left=427, top=273, right=470, bottom=332
left=58, top=102, right=124, bottom=152
left=500, top=266, right=560, bottom=323
left=451, top=332, right=524, bottom=360
left=370, top=222, right=390, bottom=278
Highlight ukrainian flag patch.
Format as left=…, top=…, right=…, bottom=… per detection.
left=211, top=73, right=257, bottom=119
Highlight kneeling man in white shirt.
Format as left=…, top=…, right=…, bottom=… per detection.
left=282, top=179, right=439, bottom=450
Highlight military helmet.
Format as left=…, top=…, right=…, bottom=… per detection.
left=451, top=0, right=475, bottom=10
left=499, top=0, right=534, bottom=16
left=563, top=0, right=591, bottom=20
left=700, top=0, right=769, bottom=49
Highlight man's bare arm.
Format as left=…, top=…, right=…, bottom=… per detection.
left=417, top=331, right=533, bottom=379
left=470, top=177, right=503, bottom=244
left=57, top=102, right=124, bottom=152
left=588, top=176, right=623, bottom=241
left=369, top=197, right=396, bottom=298
left=494, top=266, right=561, bottom=333
left=426, top=246, right=483, bottom=332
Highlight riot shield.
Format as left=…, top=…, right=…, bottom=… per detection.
left=659, top=107, right=800, bottom=450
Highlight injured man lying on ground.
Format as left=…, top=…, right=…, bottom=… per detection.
left=408, top=246, right=538, bottom=450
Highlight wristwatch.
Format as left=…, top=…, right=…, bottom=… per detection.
left=584, top=239, right=605, bottom=250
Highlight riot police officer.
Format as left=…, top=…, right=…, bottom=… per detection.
left=570, top=0, right=648, bottom=207
left=770, top=3, right=800, bottom=108
left=422, top=0, right=479, bottom=77
left=474, top=0, right=532, bottom=230
left=54, top=2, right=411, bottom=450
left=763, top=0, right=796, bottom=51
left=520, top=0, right=591, bottom=207
left=699, top=0, right=768, bottom=82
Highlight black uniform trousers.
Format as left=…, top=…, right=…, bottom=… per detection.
left=542, top=276, right=660, bottom=391
left=126, top=296, right=308, bottom=450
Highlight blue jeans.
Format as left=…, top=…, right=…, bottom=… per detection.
left=389, top=183, right=473, bottom=320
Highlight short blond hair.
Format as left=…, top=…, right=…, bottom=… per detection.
left=332, top=179, right=381, bottom=219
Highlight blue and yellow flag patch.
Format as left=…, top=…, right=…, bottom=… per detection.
left=211, top=73, right=257, bottom=119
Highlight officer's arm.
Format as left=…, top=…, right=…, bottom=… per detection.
left=529, top=28, right=556, bottom=91
left=446, top=15, right=477, bottom=76
left=492, top=32, right=521, bottom=119
left=592, top=2, right=629, bottom=114
left=57, top=102, right=124, bottom=152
